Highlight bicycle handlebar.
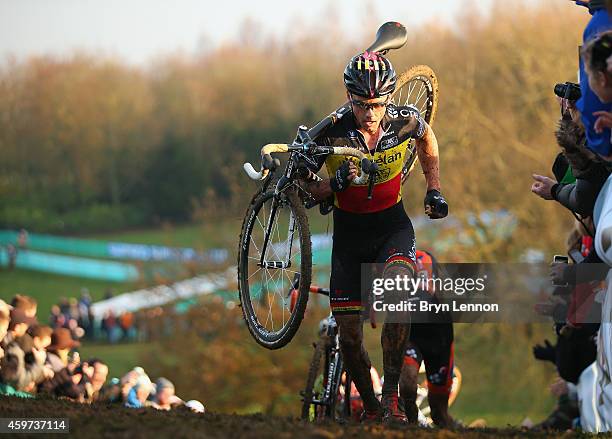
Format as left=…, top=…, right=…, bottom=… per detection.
left=243, top=143, right=375, bottom=185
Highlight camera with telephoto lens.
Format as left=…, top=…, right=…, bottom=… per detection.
left=554, top=82, right=581, bottom=101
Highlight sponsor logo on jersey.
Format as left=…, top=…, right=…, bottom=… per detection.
left=347, top=130, right=359, bottom=139
left=399, top=108, right=413, bottom=118
left=380, top=135, right=399, bottom=150
left=374, top=150, right=402, bottom=166
left=373, top=168, right=391, bottom=182
left=387, top=106, right=399, bottom=118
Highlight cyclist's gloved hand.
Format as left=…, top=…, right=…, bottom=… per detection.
left=424, top=189, right=448, bottom=219
left=330, top=160, right=355, bottom=192
left=532, top=339, right=556, bottom=363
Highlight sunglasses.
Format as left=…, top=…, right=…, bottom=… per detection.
left=350, top=97, right=389, bottom=111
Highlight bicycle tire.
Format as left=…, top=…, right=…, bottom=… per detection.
left=391, top=65, right=439, bottom=185
left=237, top=187, right=312, bottom=349
left=301, top=338, right=326, bottom=420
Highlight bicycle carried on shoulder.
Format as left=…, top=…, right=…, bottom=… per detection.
left=237, top=22, right=439, bottom=349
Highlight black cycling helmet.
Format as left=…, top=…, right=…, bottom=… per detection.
left=343, top=51, right=396, bottom=98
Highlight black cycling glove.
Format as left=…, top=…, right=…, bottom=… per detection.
left=532, top=339, right=556, bottom=363
left=424, top=189, right=448, bottom=219
left=330, top=161, right=352, bottom=192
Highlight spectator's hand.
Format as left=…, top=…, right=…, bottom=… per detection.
left=33, top=348, right=46, bottom=365
left=67, top=351, right=80, bottom=370
left=533, top=339, right=556, bottom=362
left=550, top=377, right=569, bottom=397
left=81, top=363, right=94, bottom=380
left=531, top=174, right=556, bottom=200
left=593, top=111, right=612, bottom=133
left=558, top=97, right=581, bottom=122
left=0, top=346, right=4, bottom=360
left=550, top=262, right=568, bottom=285
left=43, top=366, right=54, bottom=379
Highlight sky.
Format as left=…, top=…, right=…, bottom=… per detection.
left=0, top=0, right=496, bottom=64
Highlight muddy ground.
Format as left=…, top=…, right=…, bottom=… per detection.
left=0, top=396, right=603, bottom=438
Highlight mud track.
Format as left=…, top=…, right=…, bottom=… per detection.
left=0, top=396, right=593, bottom=438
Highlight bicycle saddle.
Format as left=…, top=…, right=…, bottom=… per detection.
left=366, top=22, right=408, bottom=54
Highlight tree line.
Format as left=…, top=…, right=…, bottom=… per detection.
left=0, top=1, right=587, bottom=259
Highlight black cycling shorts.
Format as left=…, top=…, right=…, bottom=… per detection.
left=329, top=203, right=416, bottom=315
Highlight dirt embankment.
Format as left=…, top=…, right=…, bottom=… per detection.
left=0, top=397, right=586, bottom=439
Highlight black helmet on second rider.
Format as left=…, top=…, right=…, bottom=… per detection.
left=343, top=51, right=396, bottom=98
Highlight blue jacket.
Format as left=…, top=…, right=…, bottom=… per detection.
left=124, top=387, right=143, bottom=408
left=576, top=6, right=612, bottom=156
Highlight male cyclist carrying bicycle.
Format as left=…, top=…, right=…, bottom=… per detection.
left=303, top=51, right=448, bottom=423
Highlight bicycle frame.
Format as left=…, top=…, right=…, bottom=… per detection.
left=310, top=316, right=345, bottom=419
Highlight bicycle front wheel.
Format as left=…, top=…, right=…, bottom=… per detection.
left=237, top=187, right=312, bottom=349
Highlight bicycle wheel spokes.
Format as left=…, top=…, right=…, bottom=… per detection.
left=393, top=76, right=432, bottom=118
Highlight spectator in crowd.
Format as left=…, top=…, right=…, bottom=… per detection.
left=582, top=31, right=612, bottom=133
left=39, top=328, right=85, bottom=400
left=11, top=294, right=37, bottom=319
left=102, top=310, right=123, bottom=343
left=6, top=244, right=17, bottom=270
left=49, top=305, right=62, bottom=329
left=98, top=377, right=122, bottom=403
left=87, top=359, right=109, bottom=401
left=17, top=229, right=29, bottom=248
left=0, top=302, right=10, bottom=361
left=125, top=372, right=154, bottom=409
left=0, top=295, right=196, bottom=411
left=59, top=297, right=70, bottom=321
left=78, top=289, right=92, bottom=337
left=0, top=307, right=35, bottom=398
left=45, top=328, right=80, bottom=373
left=573, top=0, right=612, bottom=158
left=0, top=310, right=52, bottom=393
left=4, top=308, right=36, bottom=346
left=152, top=377, right=177, bottom=410
left=119, top=312, right=135, bottom=341
left=27, top=325, right=53, bottom=362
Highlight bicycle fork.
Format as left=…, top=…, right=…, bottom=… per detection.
left=258, top=157, right=297, bottom=269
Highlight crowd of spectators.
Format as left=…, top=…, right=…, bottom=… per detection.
left=529, top=1, right=612, bottom=432
left=0, top=294, right=204, bottom=414
left=48, top=290, right=140, bottom=344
